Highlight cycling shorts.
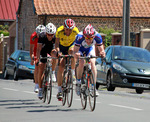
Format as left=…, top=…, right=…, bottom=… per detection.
left=59, top=42, right=75, bottom=55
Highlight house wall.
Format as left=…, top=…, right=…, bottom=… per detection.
left=18, top=2, right=150, bottom=51
left=18, top=0, right=38, bottom=51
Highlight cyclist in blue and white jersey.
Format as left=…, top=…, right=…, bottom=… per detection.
left=74, top=24, right=106, bottom=96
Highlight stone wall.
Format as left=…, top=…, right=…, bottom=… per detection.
left=18, top=0, right=38, bottom=51
left=17, top=1, right=150, bottom=51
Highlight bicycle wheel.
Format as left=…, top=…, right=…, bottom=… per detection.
left=66, top=71, right=73, bottom=107
left=47, top=73, right=52, bottom=104
left=62, top=72, right=67, bottom=106
left=42, top=76, right=47, bottom=103
left=80, top=68, right=87, bottom=109
left=88, top=71, right=96, bottom=111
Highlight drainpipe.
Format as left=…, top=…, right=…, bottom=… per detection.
left=16, top=13, right=18, bottom=50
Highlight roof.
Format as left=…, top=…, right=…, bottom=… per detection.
left=0, top=0, right=20, bottom=21
left=34, top=0, right=150, bottom=18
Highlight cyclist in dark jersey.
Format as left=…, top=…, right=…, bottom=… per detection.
left=37, top=23, right=57, bottom=99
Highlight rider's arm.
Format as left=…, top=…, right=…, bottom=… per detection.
left=55, top=38, right=60, bottom=52
left=30, top=44, right=34, bottom=60
left=37, top=43, right=42, bottom=60
left=97, top=44, right=105, bottom=58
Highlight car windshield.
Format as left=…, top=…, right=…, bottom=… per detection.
left=114, top=47, right=150, bottom=63
left=18, top=52, right=31, bottom=62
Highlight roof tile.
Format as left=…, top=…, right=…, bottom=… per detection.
left=34, top=0, right=150, bottom=17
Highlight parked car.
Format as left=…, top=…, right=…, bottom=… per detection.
left=96, top=45, right=150, bottom=94
left=3, top=50, right=35, bottom=80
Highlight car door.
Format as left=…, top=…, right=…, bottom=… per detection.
left=96, top=47, right=110, bottom=84
left=7, top=51, right=19, bottom=75
left=100, top=47, right=112, bottom=83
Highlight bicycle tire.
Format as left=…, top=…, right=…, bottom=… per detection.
left=42, top=75, right=47, bottom=103
left=62, top=71, right=67, bottom=106
left=66, top=71, right=73, bottom=107
left=47, top=73, right=52, bottom=104
left=80, top=68, right=87, bottom=109
left=88, top=71, right=96, bottom=111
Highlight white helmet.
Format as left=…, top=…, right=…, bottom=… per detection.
left=46, top=23, right=56, bottom=34
left=36, top=25, right=46, bottom=34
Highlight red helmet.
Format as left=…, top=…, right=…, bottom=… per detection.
left=83, top=24, right=95, bottom=38
left=64, top=19, right=75, bottom=29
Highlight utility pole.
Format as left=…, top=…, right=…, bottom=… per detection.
left=122, top=0, right=130, bottom=46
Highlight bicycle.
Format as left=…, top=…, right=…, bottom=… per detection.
left=58, top=55, right=74, bottom=107
left=77, top=55, right=99, bottom=111
left=38, top=56, right=57, bottom=104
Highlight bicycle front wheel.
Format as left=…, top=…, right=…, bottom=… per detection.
left=66, top=71, right=73, bottom=107
left=62, top=72, right=67, bottom=106
left=80, top=69, right=87, bottom=110
left=88, top=72, right=96, bottom=111
left=42, top=76, right=47, bottom=103
left=47, top=73, right=52, bottom=104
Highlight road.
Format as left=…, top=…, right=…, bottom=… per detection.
left=0, top=77, right=150, bottom=122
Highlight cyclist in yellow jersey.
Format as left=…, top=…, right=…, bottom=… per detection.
left=55, top=19, right=79, bottom=99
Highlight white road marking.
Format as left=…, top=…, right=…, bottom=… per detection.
left=75, top=98, right=101, bottom=103
left=109, top=104, right=143, bottom=111
left=3, top=88, right=19, bottom=91
left=23, top=91, right=36, bottom=94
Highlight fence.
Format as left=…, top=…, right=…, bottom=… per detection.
left=0, top=34, right=9, bottom=71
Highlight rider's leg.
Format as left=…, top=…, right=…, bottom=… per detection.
left=34, top=64, right=39, bottom=92
left=51, top=49, right=58, bottom=82
left=57, top=58, right=65, bottom=91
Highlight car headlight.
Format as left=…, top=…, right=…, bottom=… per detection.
left=113, top=62, right=129, bottom=73
left=19, top=65, right=28, bottom=70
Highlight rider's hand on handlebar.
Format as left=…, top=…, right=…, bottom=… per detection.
left=74, top=52, right=81, bottom=59
left=57, top=51, right=62, bottom=57
left=99, top=51, right=106, bottom=58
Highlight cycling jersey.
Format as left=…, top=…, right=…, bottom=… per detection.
left=30, top=32, right=38, bottom=56
left=75, top=31, right=103, bottom=56
left=56, top=25, right=79, bottom=47
left=38, top=34, right=55, bottom=63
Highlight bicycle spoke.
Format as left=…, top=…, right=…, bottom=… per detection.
left=67, top=71, right=73, bottom=107
left=47, top=74, right=52, bottom=104
left=80, top=70, right=87, bottom=109
left=88, top=72, right=96, bottom=111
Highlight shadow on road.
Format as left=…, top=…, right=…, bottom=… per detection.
left=0, top=99, right=80, bottom=112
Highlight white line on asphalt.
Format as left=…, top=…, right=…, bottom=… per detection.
left=75, top=98, right=101, bottom=103
left=3, top=88, right=19, bottom=91
left=23, top=91, right=36, bottom=94
left=109, top=104, right=143, bottom=111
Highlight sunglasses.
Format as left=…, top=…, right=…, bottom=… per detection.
left=47, top=33, right=54, bottom=36
left=85, top=37, right=93, bottom=40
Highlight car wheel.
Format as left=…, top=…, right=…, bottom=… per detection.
left=106, top=73, right=115, bottom=91
left=3, top=68, right=9, bottom=79
left=96, top=83, right=100, bottom=90
left=135, top=89, right=143, bottom=94
left=13, top=69, right=18, bottom=81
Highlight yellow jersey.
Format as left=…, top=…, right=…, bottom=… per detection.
left=56, top=25, right=79, bottom=47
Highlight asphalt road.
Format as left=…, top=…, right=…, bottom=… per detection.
left=0, top=73, right=150, bottom=122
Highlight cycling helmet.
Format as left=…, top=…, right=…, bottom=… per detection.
left=64, top=19, right=75, bottom=29
left=36, top=25, right=46, bottom=34
left=46, top=23, right=56, bottom=34
left=83, top=24, right=96, bottom=38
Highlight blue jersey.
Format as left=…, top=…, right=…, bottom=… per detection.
left=75, top=31, right=103, bottom=56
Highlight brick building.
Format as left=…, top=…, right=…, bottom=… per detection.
left=17, top=0, right=150, bottom=51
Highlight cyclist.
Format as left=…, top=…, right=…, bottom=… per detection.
left=74, top=24, right=106, bottom=96
left=30, top=25, right=46, bottom=93
left=36, top=23, right=57, bottom=99
left=55, top=19, right=79, bottom=100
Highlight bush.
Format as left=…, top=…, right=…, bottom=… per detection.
left=0, top=25, right=9, bottom=36
left=99, top=27, right=119, bottom=48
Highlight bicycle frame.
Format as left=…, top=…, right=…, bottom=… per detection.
left=78, top=55, right=99, bottom=111
left=59, top=55, right=74, bottom=107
